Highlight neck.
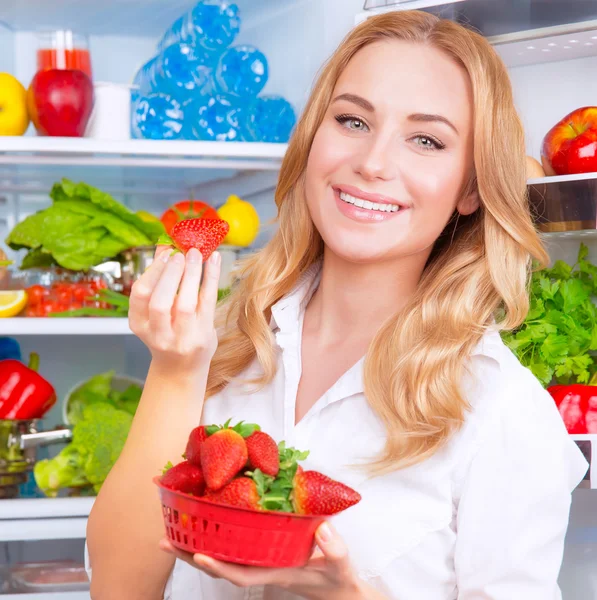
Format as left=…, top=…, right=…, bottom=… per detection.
left=305, top=248, right=429, bottom=347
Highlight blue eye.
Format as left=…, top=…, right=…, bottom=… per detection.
left=411, top=135, right=446, bottom=151
left=335, top=114, right=369, bottom=132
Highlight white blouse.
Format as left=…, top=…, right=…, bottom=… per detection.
left=90, top=261, right=589, bottom=600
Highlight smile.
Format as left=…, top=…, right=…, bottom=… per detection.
left=339, top=191, right=400, bottom=213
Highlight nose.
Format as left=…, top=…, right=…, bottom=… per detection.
left=354, top=133, right=398, bottom=182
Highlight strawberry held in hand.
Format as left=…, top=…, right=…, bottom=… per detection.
left=291, top=466, right=361, bottom=516
left=157, top=217, right=229, bottom=262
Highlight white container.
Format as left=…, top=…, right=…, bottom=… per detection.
left=85, top=82, right=132, bottom=140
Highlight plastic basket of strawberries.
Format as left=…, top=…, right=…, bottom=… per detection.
left=154, top=419, right=361, bottom=568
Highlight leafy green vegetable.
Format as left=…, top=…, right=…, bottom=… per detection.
left=66, top=371, right=142, bottom=425
left=34, top=403, right=133, bottom=496
left=6, top=179, right=165, bottom=271
left=501, top=243, right=597, bottom=387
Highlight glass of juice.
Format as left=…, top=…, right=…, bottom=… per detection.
left=36, top=30, right=92, bottom=79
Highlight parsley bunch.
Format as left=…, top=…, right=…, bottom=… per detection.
left=501, top=243, right=597, bottom=387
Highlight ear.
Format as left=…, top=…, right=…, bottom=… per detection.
left=456, top=190, right=480, bottom=216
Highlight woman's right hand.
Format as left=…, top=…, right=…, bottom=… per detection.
left=128, top=245, right=222, bottom=375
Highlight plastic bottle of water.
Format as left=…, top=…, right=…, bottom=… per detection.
left=131, top=93, right=185, bottom=140
left=244, top=95, right=297, bottom=143
left=186, top=94, right=244, bottom=142
left=158, top=0, right=241, bottom=54
left=133, top=42, right=216, bottom=99
left=215, top=45, right=268, bottom=98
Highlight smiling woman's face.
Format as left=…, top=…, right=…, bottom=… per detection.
left=305, top=39, right=478, bottom=266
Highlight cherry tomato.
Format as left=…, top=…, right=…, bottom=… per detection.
left=56, top=290, right=73, bottom=306
left=74, top=284, right=94, bottom=303
left=26, top=285, right=47, bottom=306
left=41, top=302, right=62, bottom=315
left=25, top=306, right=43, bottom=318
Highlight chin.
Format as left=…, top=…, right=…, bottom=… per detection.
left=323, top=237, right=391, bottom=264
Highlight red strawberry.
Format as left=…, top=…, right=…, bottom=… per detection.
left=291, top=467, right=361, bottom=516
left=170, top=218, right=229, bottom=261
left=204, top=477, right=262, bottom=510
left=185, top=425, right=209, bottom=467
left=201, top=428, right=248, bottom=490
left=245, top=431, right=279, bottom=477
left=161, top=461, right=205, bottom=496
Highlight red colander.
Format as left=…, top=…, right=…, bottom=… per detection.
left=153, top=477, right=326, bottom=568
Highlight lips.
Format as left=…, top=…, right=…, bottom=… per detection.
left=332, top=184, right=407, bottom=210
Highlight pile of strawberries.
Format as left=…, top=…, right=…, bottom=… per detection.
left=160, top=419, right=361, bottom=516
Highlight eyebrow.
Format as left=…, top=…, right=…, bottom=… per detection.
left=332, top=93, right=374, bottom=112
left=408, top=113, right=459, bottom=135
left=332, top=93, right=459, bottom=135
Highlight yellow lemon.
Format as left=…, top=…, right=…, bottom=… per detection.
left=217, top=194, right=260, bottom=247
left=0, top=73, right=30, bottom=136
left=0, top=290, right=28, bottom=317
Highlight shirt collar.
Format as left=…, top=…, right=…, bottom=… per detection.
left=269, top=259, right=323, bottom=335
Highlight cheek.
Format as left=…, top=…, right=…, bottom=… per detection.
left=306, top=123, right=354, bottom=187
left=403, top=156, right=464, bottom=218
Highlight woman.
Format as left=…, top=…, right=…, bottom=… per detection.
left=87, top=10, right=588, bottom=600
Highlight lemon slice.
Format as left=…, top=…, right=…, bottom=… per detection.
left=0, top=290, right=28, bottom=317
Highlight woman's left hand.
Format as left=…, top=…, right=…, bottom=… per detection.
left=159, top=522, right=372, bottom=600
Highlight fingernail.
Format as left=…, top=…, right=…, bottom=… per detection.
left=317, top=522, right=333, bottom=543
left=209, top=251, right=221, bottom=266
left=187, top=248, right=200, bottom=264
left=172, top=252, right=184, bottom=264
left=161, top=252, right=170, bottom=263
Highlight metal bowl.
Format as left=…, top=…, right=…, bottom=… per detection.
left=0, top=419, right=72, bottom=499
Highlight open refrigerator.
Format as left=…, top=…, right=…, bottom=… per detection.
left=0, top=0, right=596, bottom=598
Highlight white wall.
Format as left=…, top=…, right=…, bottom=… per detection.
left=509, top=56, right=597, bottom=160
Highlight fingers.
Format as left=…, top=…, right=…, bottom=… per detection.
left=174, top=249, right=203, bottom=331
left=197, top=251, right=221, bottom=324
left=314, top=522, right=353, bottom=579
left=159, top=540, right=219, bottom=578
left=148, top=252, right=185, bottom=338
left=128, top=251, right=170, bottom=331
left=154, top=244, right=171, bottom=260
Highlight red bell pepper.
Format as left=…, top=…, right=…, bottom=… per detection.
left=548, top=384, right=597, bottom=434
left=0, top=353, right=56, bottom=420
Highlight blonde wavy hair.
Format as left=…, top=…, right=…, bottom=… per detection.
left=207, top=10, right=548, bottom=474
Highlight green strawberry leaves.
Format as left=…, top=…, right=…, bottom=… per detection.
left=246, top=441, right=309, bottom=513
left=204, top=419, right=261, bottom=438
left=162, top=461, right=174, bottom=474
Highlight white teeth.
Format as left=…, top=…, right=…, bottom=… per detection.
left=339, top=191, right=401, bottom=213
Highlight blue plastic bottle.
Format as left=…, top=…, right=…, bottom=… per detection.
left=158, top=0, right=241, bottom=54
left=215, top=45, right=268, bottom=98
left=133, top=42, right=216, bottom=99
left=186, top=94, right=244, bottom=142
left=244, top=95, right=297, bottom=143
left=131, top=93, right=185, bottom=140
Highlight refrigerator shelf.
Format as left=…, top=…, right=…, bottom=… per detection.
left=0, top=318, right=132, bottom=336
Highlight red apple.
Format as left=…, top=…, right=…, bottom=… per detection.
left=27, top=69, right=94, bottom=137
left=541, top=107, right=597, bottom=176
